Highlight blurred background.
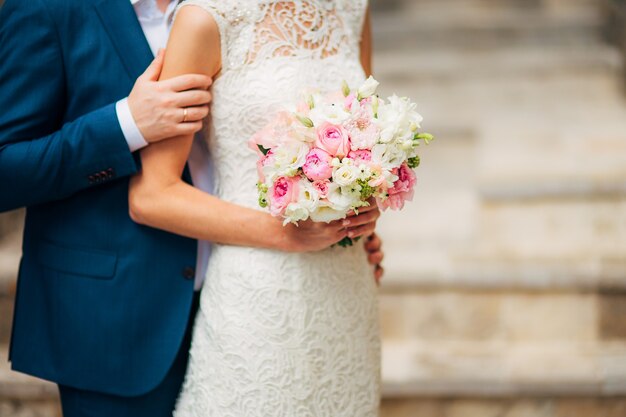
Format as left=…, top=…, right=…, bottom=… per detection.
left=1, top=0, right=626, bottom=416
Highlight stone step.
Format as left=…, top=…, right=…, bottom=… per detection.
left=372, top=3, right=603, bottom=51
left=0, top=348, right=60, bottom=417
left=381, top=340, right=626, bottom=398
left=381, top=396, right=626, bottom=417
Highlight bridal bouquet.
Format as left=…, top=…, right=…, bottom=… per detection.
left=249, top=77, right=433, bottom=245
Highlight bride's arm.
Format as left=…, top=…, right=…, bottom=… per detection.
left=360, top=7, right=373, bottom=77
left=128, top=7, right=353, bottom=252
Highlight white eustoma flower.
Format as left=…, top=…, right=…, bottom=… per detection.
left=357, top=76, right=380, bottom=99
left=263, top=142, right=309, bottom=180
left=284, top=202, right=309, bottom=225
left=332, top=159, right=361, bottom=187
left=377, top=95, right=423, bottom=144
left=371, top=143, right=405, bottom=171
left=309, top=102, right=351, bottom=126
left=326, top=182, right=355, bottom=212
left=298, top=180, right=320, bottom=213
left=309, top=204, right=347, bottom=223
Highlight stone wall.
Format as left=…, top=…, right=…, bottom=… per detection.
left=1, top=0, right=625, bottom=416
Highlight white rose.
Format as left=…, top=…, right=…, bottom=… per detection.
left=332, top=160, right=361, bottom=187
left=357, top=76, right=380, bottom=99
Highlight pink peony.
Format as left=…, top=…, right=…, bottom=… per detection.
left=347, top=149, right=372, bottom=164
left=302, top=148, right=333, bottom=181
left=378, top=163, right=416, bottom=210
left=269, top=176, right=299, bottom=216
left=315, top=122, right=351, bottom=158
left=312, top=179, right=331, bottom=198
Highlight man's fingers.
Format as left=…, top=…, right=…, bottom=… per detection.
left=179, top=105, right=210, bottom=123
left=174, top=90, right=212, bottom=108
left=142, top=49, right=165, bottom=82
left=368, top=251, right=384, bottom=265
left=365, top=233, right=382, bottom=252
left=164, top=74, right=212, bottom=92
left=173, top=121, right=204, bottom=136
left=374, top=265, right=384, bottom=285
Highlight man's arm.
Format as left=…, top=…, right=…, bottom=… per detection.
left=0, top=0, right=212, bottom=212
left=0, top=0, right=140, bottom=211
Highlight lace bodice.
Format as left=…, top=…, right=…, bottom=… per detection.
left=179, top=0, right=367, bottom=70
left=173, top=2, right=380, bottom=416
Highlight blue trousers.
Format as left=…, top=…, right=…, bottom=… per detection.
left=58, top=292, right=200, bottom=417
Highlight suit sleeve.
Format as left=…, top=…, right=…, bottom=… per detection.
left=0, top=0, right=140, bottom=212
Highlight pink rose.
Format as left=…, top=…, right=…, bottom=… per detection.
left=312, top=179, right=331, bottom=198
left=315, top=122, right=351, bottom=158
left=347, top=149, right=372, bottom=164
left=256, top=150, right=275, bottom=183
left=302, top=148, right=333, bottom=181
left=269, top=176, right=299, bottom=216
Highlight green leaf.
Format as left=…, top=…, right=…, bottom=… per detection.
left=257, top=144, right=270, bottom=155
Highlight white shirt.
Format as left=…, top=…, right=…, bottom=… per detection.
left=116, top=0, right=212, bottom=290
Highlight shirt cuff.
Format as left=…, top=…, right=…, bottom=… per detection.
left=115, top=97, right=149, bottom=152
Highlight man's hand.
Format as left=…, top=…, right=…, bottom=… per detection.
left=365, top=233, right=384, bottom=285
left=128, top=49, right=213, bottom=143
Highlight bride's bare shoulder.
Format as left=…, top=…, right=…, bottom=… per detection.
left=166, top=4, right=222, bottom=77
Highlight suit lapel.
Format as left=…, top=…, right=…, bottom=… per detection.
left=94, top=0, right=154, bottom=81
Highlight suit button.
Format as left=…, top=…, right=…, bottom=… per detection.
left=182, top=267, right=195, bottom=280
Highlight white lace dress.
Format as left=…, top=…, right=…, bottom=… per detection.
left=173, top=1, right=380, bottom=416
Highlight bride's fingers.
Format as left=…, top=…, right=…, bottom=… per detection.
left=374, top=264, right=384, bottom=285
left=368, top=250, right=384, bottom=265
left=346, top=223, right=375, bottom=239
left=342, top=210, right=379, bottom=228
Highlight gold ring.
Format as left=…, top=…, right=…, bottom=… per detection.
left=182, top=107, right=188, bottom=123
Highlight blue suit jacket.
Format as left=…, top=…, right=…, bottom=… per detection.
left=0, top=0, right=197, bottom=396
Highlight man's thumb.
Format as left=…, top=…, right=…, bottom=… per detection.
left=142, top=49, right=165, bottom=81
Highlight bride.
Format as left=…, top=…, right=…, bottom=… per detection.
left=129, top=0, right=381, bottom=415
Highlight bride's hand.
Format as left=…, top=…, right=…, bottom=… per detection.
left=281, top=219, right=348, bottom=252
left=342, top=199, right=381, bottom=240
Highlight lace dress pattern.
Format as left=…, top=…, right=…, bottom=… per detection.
left=173, top=1, right=380, bottom=416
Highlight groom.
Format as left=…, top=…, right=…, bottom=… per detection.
left=0, top=0, right=384, bottom=416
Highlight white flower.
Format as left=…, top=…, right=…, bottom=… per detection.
left=298, top=180, right=320, bottom=213
left=263, top=142, right=309, bottom=180
left=371, top=143, right=405, bottom=171
left=332, top=161, right=361, bottom=187
left=309, top=102, right=351, bottom=126
left=284, top=202, right=309, bottom=225
left=377, top=95, right=423, bottom=144
left=358, top=76, right=380, bottom=99
left=309, top=204, right=346, bottom=223
left=326, top=182, right=355, bottom=212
